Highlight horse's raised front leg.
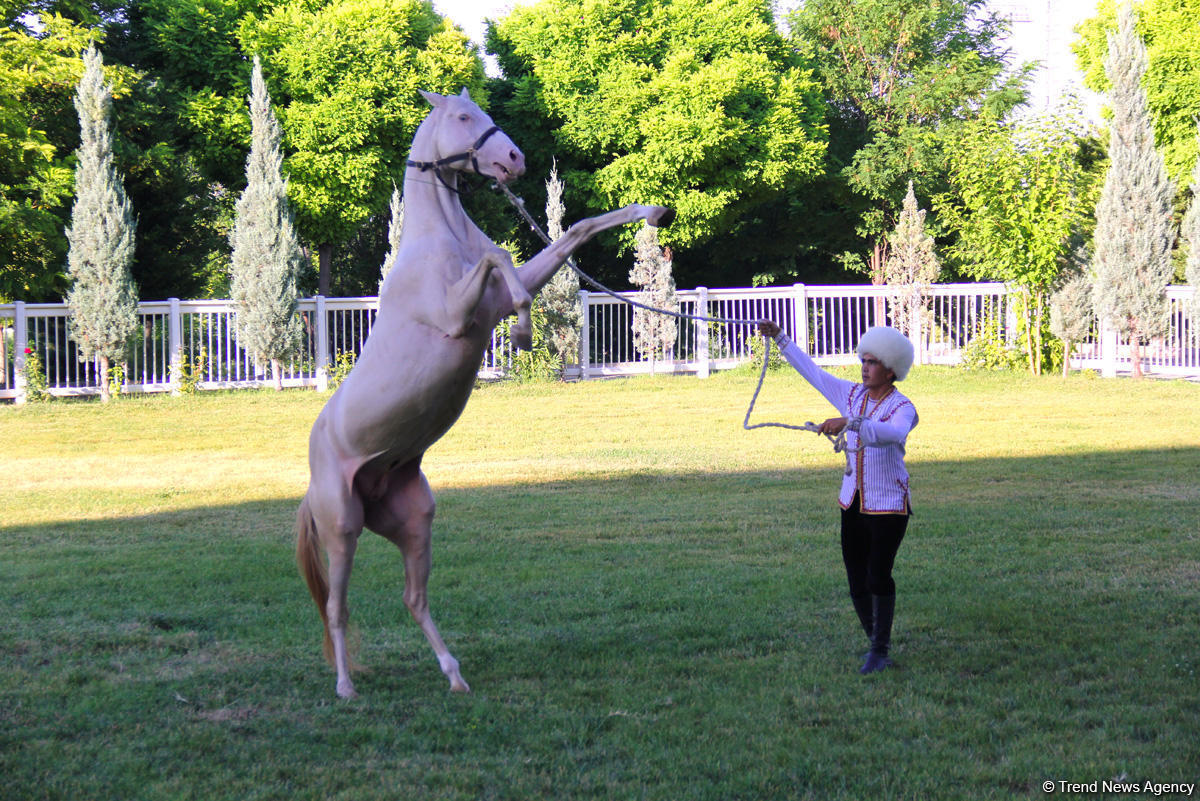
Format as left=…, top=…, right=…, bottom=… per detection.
left=429, top=249, right=514, bottom=340
left=517, top=203, right=675, bottom=295
left=492, top=258, right=533, bottom=351
left=365, top=463, right=469, bottom=693
left=431, top=248, right=531, bottom=349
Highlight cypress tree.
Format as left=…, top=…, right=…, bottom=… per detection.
left=1091, top=3, right=1175, bottom=378
left=65, top=44, right=138, bottom=404
left=541, top=161, right=582, bottom=366
left=379, top=184, right=403, bottom=291
left=230, top=56, right=304, bottom=390
left=883, top=181, right=939, bottom=338
left=1051, top=247, right=1095, bottom=377
left=629, top=222, right=678, bottom=374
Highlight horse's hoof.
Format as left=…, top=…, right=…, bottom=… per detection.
left=441, top=655, right=470, bottom=693
left=650, top=206, right=675, bottom=227
left=511, top=323, right=533, bottom=351
left=336, top=681, right=358, bottom=699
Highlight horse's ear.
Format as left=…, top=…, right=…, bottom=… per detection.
left=459, top=87, right=472, bottom=101
left=419, top=89, right=444, bottom=107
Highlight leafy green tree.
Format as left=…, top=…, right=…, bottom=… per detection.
left=3, top=7, right=196, bottom=307
left=77, top=0, right=256, bottom=300
left=489, top=0, right=826, bottom=286
left=1091, top=3, right=1175, bottom=379
left=242, top=0, right=486, bottom=294
left=64, top=44, right=138, bottom=403
left=229, top=56, right=303, bottom=390
left=112, top=0, right=265, bottom=189
left=937, top=104, right=1101, bottom=373
left=0, top=13, right=96, bottom=300
left=1075, top=0, right=1200, bottom=189
left=108, top=0, right=485, bottom=298
left=10, top=0, right=125, bottom=27
left=787, top=0, right=1029, bottom=282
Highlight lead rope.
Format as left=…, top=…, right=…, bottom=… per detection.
left=742, top=349, right=858, bottom=453
left=495, top=182, right=856, bottom=453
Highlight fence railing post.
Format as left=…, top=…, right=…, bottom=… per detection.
left=792, top=283, right=808, bottom=351
left=168, top=298, right=182, bottom=395
left=314, top=295, right=329, bottom=392
left=910, top=300, right=924, bottom=365
left=1101, top=321, right=1118, bottom=378
left=695, top=286, right=709, bottom=378
left=14, top=301, right=27, bottom=405
left=578, top=289, right=591, bottom=380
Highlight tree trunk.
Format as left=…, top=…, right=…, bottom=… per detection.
left=1023, top=293, right=1035, bottom=375
left=1033, top=292, right=1044, bottom=376
left=318, top=243, right=333, bottom=296
left=869, top=240, right=887, bottom=285
left=1131, top=336, right=1144, bottom=378
left=870, top=239, right=888, bottom=326
left=1063, top=339, right=1072, bottom=377
left=272, top=358, right=283, bottom=391
left=99, top=355, right=111, bottom=403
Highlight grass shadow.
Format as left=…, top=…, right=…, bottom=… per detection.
left=3, top=447, right=1199, bottom=800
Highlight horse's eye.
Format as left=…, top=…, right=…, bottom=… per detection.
left=458, top=114, right=470, bottom=122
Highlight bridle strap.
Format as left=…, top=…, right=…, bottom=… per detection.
left=405, top=125, right=501, bottom=179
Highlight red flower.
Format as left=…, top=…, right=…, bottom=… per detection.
left=24, top=347, right=33, bottom=354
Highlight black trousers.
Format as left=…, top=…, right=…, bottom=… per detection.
left=840, top=493, right=908, bottom=598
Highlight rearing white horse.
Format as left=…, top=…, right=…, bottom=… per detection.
left=296, top=88, right=674, bottom=698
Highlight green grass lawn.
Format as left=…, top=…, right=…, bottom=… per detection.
left=1, top=367, right=1198, bottom=800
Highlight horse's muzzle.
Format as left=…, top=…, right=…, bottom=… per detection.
left=494, top=148, right=525, bottom=183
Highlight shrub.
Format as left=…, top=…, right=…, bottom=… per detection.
left=748, top=331, right=785, bottom=372
left=177, top=347, right=207, bottom=394
left=327, top=351, right=357, bottom=391
left=108, top=361, right=125, bottom=398
left=499, top=300, right=562, bottom=383
left=961, top=319, right=1026, bottom=371
left=22, top=347, right=50, bottom=402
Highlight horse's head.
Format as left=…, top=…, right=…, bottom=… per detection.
left=415, top=88, right=525, bottom=185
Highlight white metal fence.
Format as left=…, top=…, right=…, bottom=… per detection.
left=1, top=283, right=1196, bottom=401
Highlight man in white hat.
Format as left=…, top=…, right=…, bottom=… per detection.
left=758, top=321, right=918, bottom=674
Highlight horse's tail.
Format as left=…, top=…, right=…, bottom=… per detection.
left=295, top=493, right=334, bottom=665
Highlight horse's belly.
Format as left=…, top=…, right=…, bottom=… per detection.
left=329, top=331, right=485, bottom=462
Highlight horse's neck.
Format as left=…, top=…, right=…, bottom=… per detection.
left=404, top=126, right=479, bottom=249
left=402, top=170, right=476, bottom=244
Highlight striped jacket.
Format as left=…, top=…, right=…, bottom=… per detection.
left=775, top=333, right=918, bottom=514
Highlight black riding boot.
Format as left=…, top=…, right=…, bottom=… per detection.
left=859, top=594, right=895, bottom=675
left=850, top=593, right=873, bottom=640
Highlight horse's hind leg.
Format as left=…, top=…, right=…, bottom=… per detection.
left=307, top=458, right=365, bottom=698
left=367, top=465, right=469, bottom=693
left=323, top=517, right=362, bottom=698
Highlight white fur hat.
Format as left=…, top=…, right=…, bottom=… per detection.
left=856, top=326, right=914, bottom=381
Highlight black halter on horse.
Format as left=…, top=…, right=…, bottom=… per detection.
left=405, top=125, right=501, bottom=193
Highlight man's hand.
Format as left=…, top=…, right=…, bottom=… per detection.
left=758, top=320, right=781, bottom=339
left=819, top=417, right=847, bottom=435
